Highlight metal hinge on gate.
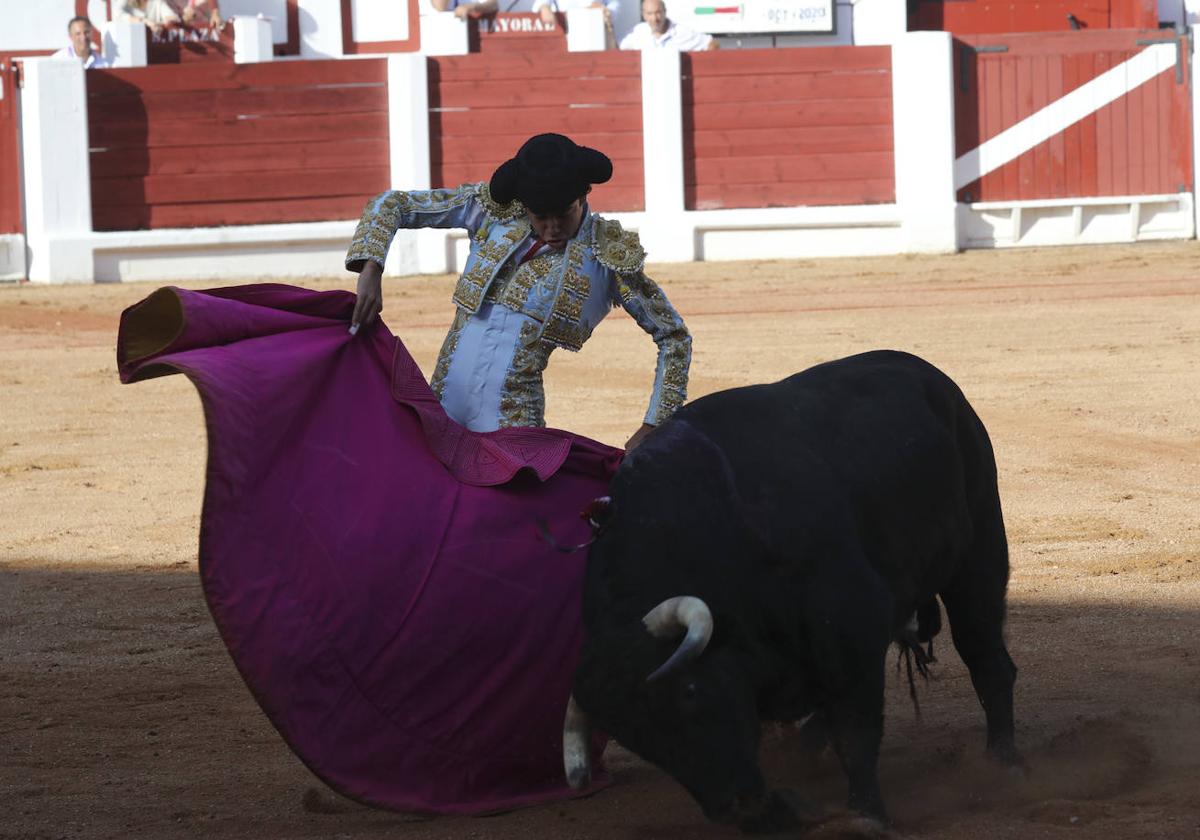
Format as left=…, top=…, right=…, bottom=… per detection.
left=958, top=43, right=1009, bottom=92
left=1136, top=36, right=1184, bottom=84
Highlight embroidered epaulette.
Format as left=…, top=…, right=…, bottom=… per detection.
left=475, top=182, right=525, bottom=222
left=592, top=217, right=646, bottom=274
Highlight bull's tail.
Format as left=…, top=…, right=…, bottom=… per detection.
left=896, top=598, right=942, bottom=718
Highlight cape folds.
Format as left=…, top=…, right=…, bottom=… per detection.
left=116, top=283, right=619, bottom=813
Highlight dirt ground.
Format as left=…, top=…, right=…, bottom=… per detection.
left=2, top=241, right=1199, bottom=840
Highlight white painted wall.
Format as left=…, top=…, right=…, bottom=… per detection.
left=234, top=15, right=275, bottom=62
left=20, top=58, right=94, bottom=283
left=352, top=0, right=409, bottom=42
left=0, top=0, right=77, bottom=51
left=1189, top=0, right=1199, bottom=239
left=892, top=31, right=957, bottom=253
left=298, top=0, right=344, bottom=57
left=222, top=0, right=290, bottom=44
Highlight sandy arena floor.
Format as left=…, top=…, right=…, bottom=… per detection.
left=2, top=241, right=1199, bottom=839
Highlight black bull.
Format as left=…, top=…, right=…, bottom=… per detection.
left=565, top=350, right=1019, bottom=831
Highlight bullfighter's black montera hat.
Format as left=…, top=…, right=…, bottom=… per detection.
left=489, top=133, right=613, bottom=215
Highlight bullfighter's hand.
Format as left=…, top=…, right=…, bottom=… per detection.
left=539, top=5, right=556, bottom=24
left=350, top=261, right=384, bottom=335
left=454, top=5, right=472, bottom=18
left=625, top=423, right=655, bottom=451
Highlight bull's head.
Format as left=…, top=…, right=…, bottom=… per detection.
left=567, top=596, right=795, bottom=831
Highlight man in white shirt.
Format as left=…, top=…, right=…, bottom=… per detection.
left=619, top=0, right=717, bottom=50
left=53, top=17, right=111, bottom=69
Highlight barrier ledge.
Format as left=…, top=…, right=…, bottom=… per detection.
left=61, top=220, right=359, bottom=283
left=960, top=193, right=1195, bottom=249
left=431, top=205, right=905, bottom=275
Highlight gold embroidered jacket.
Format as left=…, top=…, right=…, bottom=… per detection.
left=346, top=183, right=691, bottom=429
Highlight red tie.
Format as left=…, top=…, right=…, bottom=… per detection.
left=518, top=237, right=546, bottom=265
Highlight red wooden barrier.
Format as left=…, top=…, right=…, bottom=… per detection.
left=87, top=59, right=390, bottom=230
left=681, top=47, right=894, bottom=210
left=0, top=57, right=24, bottom=239
left=955, top=29, right=1192, bottom=202
left=428, top=52, right=644, bottom=212
left=909, top=0, right=1157, bottom=35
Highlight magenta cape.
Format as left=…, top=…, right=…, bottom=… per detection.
left=116, top=284, right=621, bottom=814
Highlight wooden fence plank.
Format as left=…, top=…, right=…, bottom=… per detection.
left=431, top=105, right=642, bottom=136
left=91, top=138, right=389, bottom=177
left=686, top=179, right=894, bottom=210
left=689, top=152, right=894, bottom=185
left=684, top=70, right=891, bottom=104
left=432, top=78, right=641, bottom=108
left=91, top=112, right=390, bottom=148
left=94, top=194, right=376, bottom=231
left=93, top=166, right=384, bottom=206
left=683, top=46, right=891, bottom=76
left=87, top=59, right=387, bottom=96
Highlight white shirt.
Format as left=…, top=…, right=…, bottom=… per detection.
left=619, top=19, right=712, bottom=51
left=53, top=45, right=111, bottom=69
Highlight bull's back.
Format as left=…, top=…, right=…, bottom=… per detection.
left=675, top=350, right=1001, bottom=591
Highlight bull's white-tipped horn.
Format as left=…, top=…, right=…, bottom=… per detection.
left=642, top=595, right=714, bottom=682
left=563, top=694, right=592, bottom=789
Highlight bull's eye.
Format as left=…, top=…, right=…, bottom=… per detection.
left=684, top=681, right=698, bottom=700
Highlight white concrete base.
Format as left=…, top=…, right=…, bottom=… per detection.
left=39, top=221, right=358, bottom=283
left=0, top=234, right=25, bottom=282
left=959, top=194, right=1196, bottom=249
left=234, top=16, right=275, bottom=63
left=435, top=205, right=904, bottom=274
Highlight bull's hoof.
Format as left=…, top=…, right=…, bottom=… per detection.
left=988, top=742, right=1028, bottom=777
left=736, top=789, right=820, bottom=834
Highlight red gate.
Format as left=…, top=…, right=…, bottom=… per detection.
left=0, top=55, right=25, bottom=280
left=954, top=29, right=1193, bottom=202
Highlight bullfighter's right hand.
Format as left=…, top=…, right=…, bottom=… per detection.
left=350, top=260, right=384, bottom=335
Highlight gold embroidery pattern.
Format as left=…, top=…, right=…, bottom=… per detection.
left=540, top=242, right=592, bottom=351
left=498, top=321, right=549, bottom=428
left=476, top=182, right=525, bottom=221
left=614, top=271, right=691, bottom=425
left=430, top=309, right=469, bottom=400
left=592, top=217, right=647, bottom=275
left=496, top=253, right=558, bottom=316
left=346, top=186, right=477, bottom=268
left=452, top=224, right=530, bottom=312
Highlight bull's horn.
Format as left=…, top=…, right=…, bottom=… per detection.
left=642, top=595, right=713, bottom=682
left=563, top=694, right=592, bottom=789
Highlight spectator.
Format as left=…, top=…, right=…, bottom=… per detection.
left=430, top=0, right=499, bottom=19
left=118, top=0, right=181, bottom=36
left=620, top=0, right=717, bottom=50
left=532, top=0, right=619, bottom=29
left=53, top=16, right=111, bottom=68
left=181, top=0, right=224, bottom=29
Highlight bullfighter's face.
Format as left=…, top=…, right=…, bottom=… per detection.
left=525, top=198, right=585, bottom=252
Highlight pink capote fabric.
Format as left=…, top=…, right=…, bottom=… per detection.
left=116, top=283, right=621, bottom=814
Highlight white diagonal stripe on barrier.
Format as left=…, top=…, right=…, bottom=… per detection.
left=954, top=42, right=1178, bottom=191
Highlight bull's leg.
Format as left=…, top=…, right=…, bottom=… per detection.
left=826, top=665, right=888, bottom=823
left=941, top=507, right=1020, bottom=764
